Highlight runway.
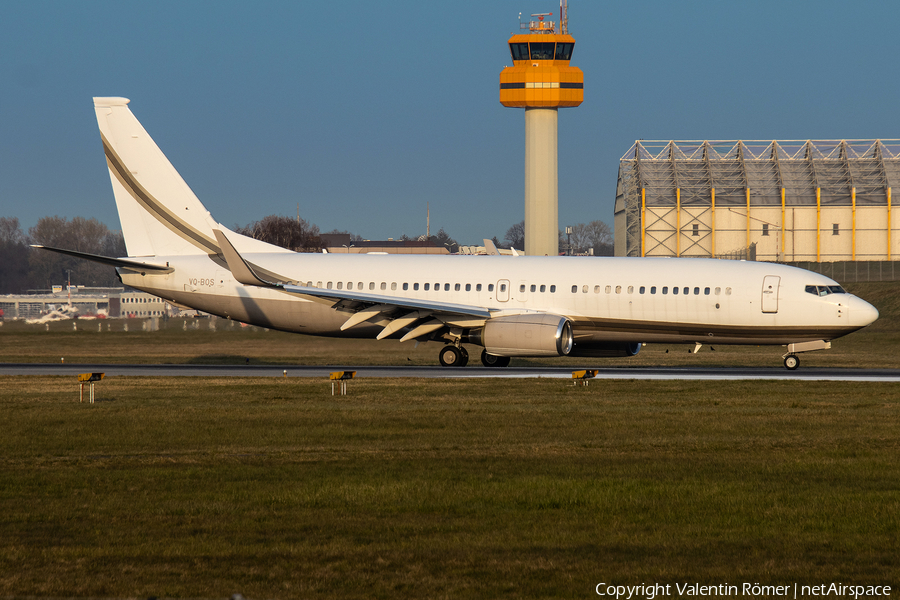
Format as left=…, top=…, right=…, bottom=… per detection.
left=4, top=363, right=900, bottom=382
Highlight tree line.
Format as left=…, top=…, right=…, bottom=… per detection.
left=0, top=214, right=613, bottom=294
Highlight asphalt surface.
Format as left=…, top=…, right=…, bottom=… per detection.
left=3, top=363, right=900, bottom=381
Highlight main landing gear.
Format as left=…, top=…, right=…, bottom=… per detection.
left=437, top=345, right=512, bottom=368
left=439, top=344, right=469, bottom=367
left=480, top=350, right=510, bottom=368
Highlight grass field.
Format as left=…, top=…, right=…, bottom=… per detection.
left=1, top=282, right=898, bottom=598
left=1, top=377, right=898, bottom=598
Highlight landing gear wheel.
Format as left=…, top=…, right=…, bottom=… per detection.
left=439, top=345, right=467, bottom=367
left=784, top=355, right=800, bottom=370
left=457, top=346, right=469, bottom=366
left=481, top=350, right=511, bottom=368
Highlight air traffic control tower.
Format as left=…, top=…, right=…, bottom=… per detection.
left=500, top=6, right=583, bottom=256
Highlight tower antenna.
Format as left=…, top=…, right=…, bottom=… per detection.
left=560, top=0, right=569, bottom=34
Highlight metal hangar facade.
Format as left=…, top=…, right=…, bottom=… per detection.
left=614, top=139, right=900, bottom=262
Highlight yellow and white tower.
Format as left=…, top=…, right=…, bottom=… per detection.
left=500, top=6, right=583, bottom=256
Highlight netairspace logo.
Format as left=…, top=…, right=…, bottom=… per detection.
left=594, top=583, right=893, bottom=599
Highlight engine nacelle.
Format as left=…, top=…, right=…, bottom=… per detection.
left=568, top=341, right=642, bottom=358
left=467, top=314, right=573, bottom=357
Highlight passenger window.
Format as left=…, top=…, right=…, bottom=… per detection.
left=540, top=284, right=546, bottom=293
left=673, top=287, right=679, bottom=295
left=327, top=282, right=333, bottom=289
left=316, top=281, right=322, bottom=288
left=455, top=283, right=461, bottom=291
left=348, top=282, right=354, bottom=290
left=466, top=284, right=471, bottom=291
left=582, top=285, right=588, bottom=293
left=550, top=285, right=556, bottom=293
left=616, top=286, right=622, bottom=294
left=477, top=284, right=482, bottom=292
left=337, top=282, right=343, bottom=290
left=572, top=285, right=577, bottom=293
left=488, top=284, right=494, bottom=292
left=358, top=282, right=363, bottom=290
left=307, top=281, right=312, bottom=287
left=704, top=287, right=710, bottom=295
left=604, top=285, right=611, bottom=294
left=369, top=282, right=375, bottom=290
left=639, top=286, right=645, bottom=294
left=414, top=283, right=419, bottom=291
left=662, top=287, right=668, bottom=294
left=391, top=283, right=397, bottom=291
left=627, top=286, right=634, bottom=294
left=403, top=283, right=408, bottom=291
left=725, top=287, right=732, bottom=295
left=530, top=284, right=536, bottom=292
left=694, top=287, right=699, bottom=295
left=650, top=286, right=656, bottom=294
left=381, top=282, right=387, bottom=290
left=424, top=283, right=430, bottom=291
left=434, top=283, right=439, bottom=290
left=683, top=287, right=689, bottom=295
left=500, top=283, right=507, bottom=292
left=594, top=285, right=601, bottom=294
left=520, top=284, right=526, bottom=293
left=715, top=287, right=721, bottom=295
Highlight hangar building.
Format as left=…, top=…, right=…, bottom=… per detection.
left=615, top=140, right=900, bottom=266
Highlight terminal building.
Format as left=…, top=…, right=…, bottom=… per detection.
left=0, top=288, right=168, bottom=320
left=615, top=140, right=900, bottom=270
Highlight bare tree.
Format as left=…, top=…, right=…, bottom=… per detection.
left=235, top=215, right=322, bottom=252
left=569, top=220, right=613, bottom=256
left=503, top=221, right=525, bottom=251
left=28, top=216, right=125, bottom=288
left=0, top=217, right=33, bottom=293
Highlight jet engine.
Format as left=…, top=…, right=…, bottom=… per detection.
left=467, top=314, right=573, bottom=357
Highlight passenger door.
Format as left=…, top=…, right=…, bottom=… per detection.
left=761, top=276, right=780, bottom=313
left=497, top=279, right=510, bottom=302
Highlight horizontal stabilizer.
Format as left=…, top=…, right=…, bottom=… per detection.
left=30, top=245, right=173, bottom=274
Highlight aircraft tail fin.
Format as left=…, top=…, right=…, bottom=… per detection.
left=94, top=97, right=221, bottom=258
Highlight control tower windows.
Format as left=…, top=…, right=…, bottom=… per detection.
left=529, top=42, right=555, bottom=60
left=555, top=42, right=574, bottom=60
left=510, top=43, right=529, bottom=61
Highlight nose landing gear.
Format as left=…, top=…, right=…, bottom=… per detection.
left=783, top=354, right=800, bottom=370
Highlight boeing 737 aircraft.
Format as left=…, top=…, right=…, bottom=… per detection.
left=36, top=98, right=879, bottom=369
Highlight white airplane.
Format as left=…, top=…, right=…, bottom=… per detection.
left=36, top=97, right=879, bottom=370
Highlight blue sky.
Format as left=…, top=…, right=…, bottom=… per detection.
left=2, top=0, right=899, bottom=245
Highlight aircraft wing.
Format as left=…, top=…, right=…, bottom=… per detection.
left=213, top=228, right=492, bottom=342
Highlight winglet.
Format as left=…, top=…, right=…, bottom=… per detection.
left=213, top=229, right=276, bottom=287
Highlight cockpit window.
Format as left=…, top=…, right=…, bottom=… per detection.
left=805, top=285, right=847, bottom=296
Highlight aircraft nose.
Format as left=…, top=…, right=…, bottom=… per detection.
left=848, top=296, right=879, bottom=328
